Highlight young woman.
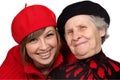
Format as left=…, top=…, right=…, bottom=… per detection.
left=0, top=4, right=63, bottom=79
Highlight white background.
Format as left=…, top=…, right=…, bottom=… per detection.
left=0, top=0, right=120, bottom=66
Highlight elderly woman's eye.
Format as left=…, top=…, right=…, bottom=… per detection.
left=79, top=25, right=87, bottom=31
left=66, top=30, right=73, bottom=35
left=81, top=25, right=87, bottom=28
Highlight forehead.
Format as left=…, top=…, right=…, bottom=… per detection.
left=44, top=26, right=55, bottom=31
left=37, top=26, right=55, bottom=34
left=30, top=26, right=55, bottom=38
left=39, top=26, right=55, bottom=36
left=65, top=15, right=93, bottom=26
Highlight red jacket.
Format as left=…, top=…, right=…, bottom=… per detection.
left=0, top=45, right=63, bottom=79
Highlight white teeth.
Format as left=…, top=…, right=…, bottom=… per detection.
left=40, top=52, right=49, bottom=56
left=37, top=52, right=51, bottom=59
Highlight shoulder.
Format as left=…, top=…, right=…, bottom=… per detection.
left=0, top=45, right=26, bottom=79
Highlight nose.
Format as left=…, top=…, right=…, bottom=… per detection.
left=38, top=39, right=48, bottom=50
left=72, top=31, right=81, bottom=41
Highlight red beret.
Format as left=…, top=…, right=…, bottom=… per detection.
left=11, top=5, right=56, bottom=44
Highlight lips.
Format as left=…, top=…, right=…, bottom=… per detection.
left=74, top=41, right=87, bottom=47
left=36, top=50, right=51, bottom=59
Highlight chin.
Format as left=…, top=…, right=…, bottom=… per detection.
left=42, top=59, right=53, bottom=65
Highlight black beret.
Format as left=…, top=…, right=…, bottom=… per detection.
left=57, top=1, right=110, bottom=42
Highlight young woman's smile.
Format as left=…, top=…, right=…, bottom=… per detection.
left=26, top=27, right=58, bottom=66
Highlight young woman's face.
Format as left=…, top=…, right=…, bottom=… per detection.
left=26, top=27, right=58, bottom=67
left=65, top=15, right=105, bottom=59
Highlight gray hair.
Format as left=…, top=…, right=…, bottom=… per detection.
left=90, top=15, right=109, bottom=43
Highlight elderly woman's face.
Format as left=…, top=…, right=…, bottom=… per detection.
left=64, top=15, right=105, bottom=59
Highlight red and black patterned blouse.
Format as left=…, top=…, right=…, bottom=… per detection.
left=47, top=50, right=120, bottom=79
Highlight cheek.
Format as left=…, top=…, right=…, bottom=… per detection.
left=65, top=36, right=72, bottom=46
left=26, top=44, right=36, bottom=54
left=89, top=31, right=101, bottom=47
left=47, top=37, right=58, bottom=47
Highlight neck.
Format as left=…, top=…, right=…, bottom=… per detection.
left=40, top=67, right=50, bottom=75
left=33, top=61, right=53, bottom=75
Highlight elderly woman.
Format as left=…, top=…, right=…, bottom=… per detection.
left=47, top=1, right=120, bottom=79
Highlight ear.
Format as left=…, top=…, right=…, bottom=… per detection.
left=99, top=27, right=106, bottom=37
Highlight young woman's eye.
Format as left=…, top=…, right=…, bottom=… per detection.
left=46, top=33, right=54, bottom=37
left=29, top=38, right=37, bottom=42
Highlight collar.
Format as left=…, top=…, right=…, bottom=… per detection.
left=77, top=49, right=106, bottom=62
left=24, top=53, right=63, bottom=76
left=76, top=49, right=107, bottom=69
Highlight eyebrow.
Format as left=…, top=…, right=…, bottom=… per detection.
left=46, top=29, right=55, bottom=34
